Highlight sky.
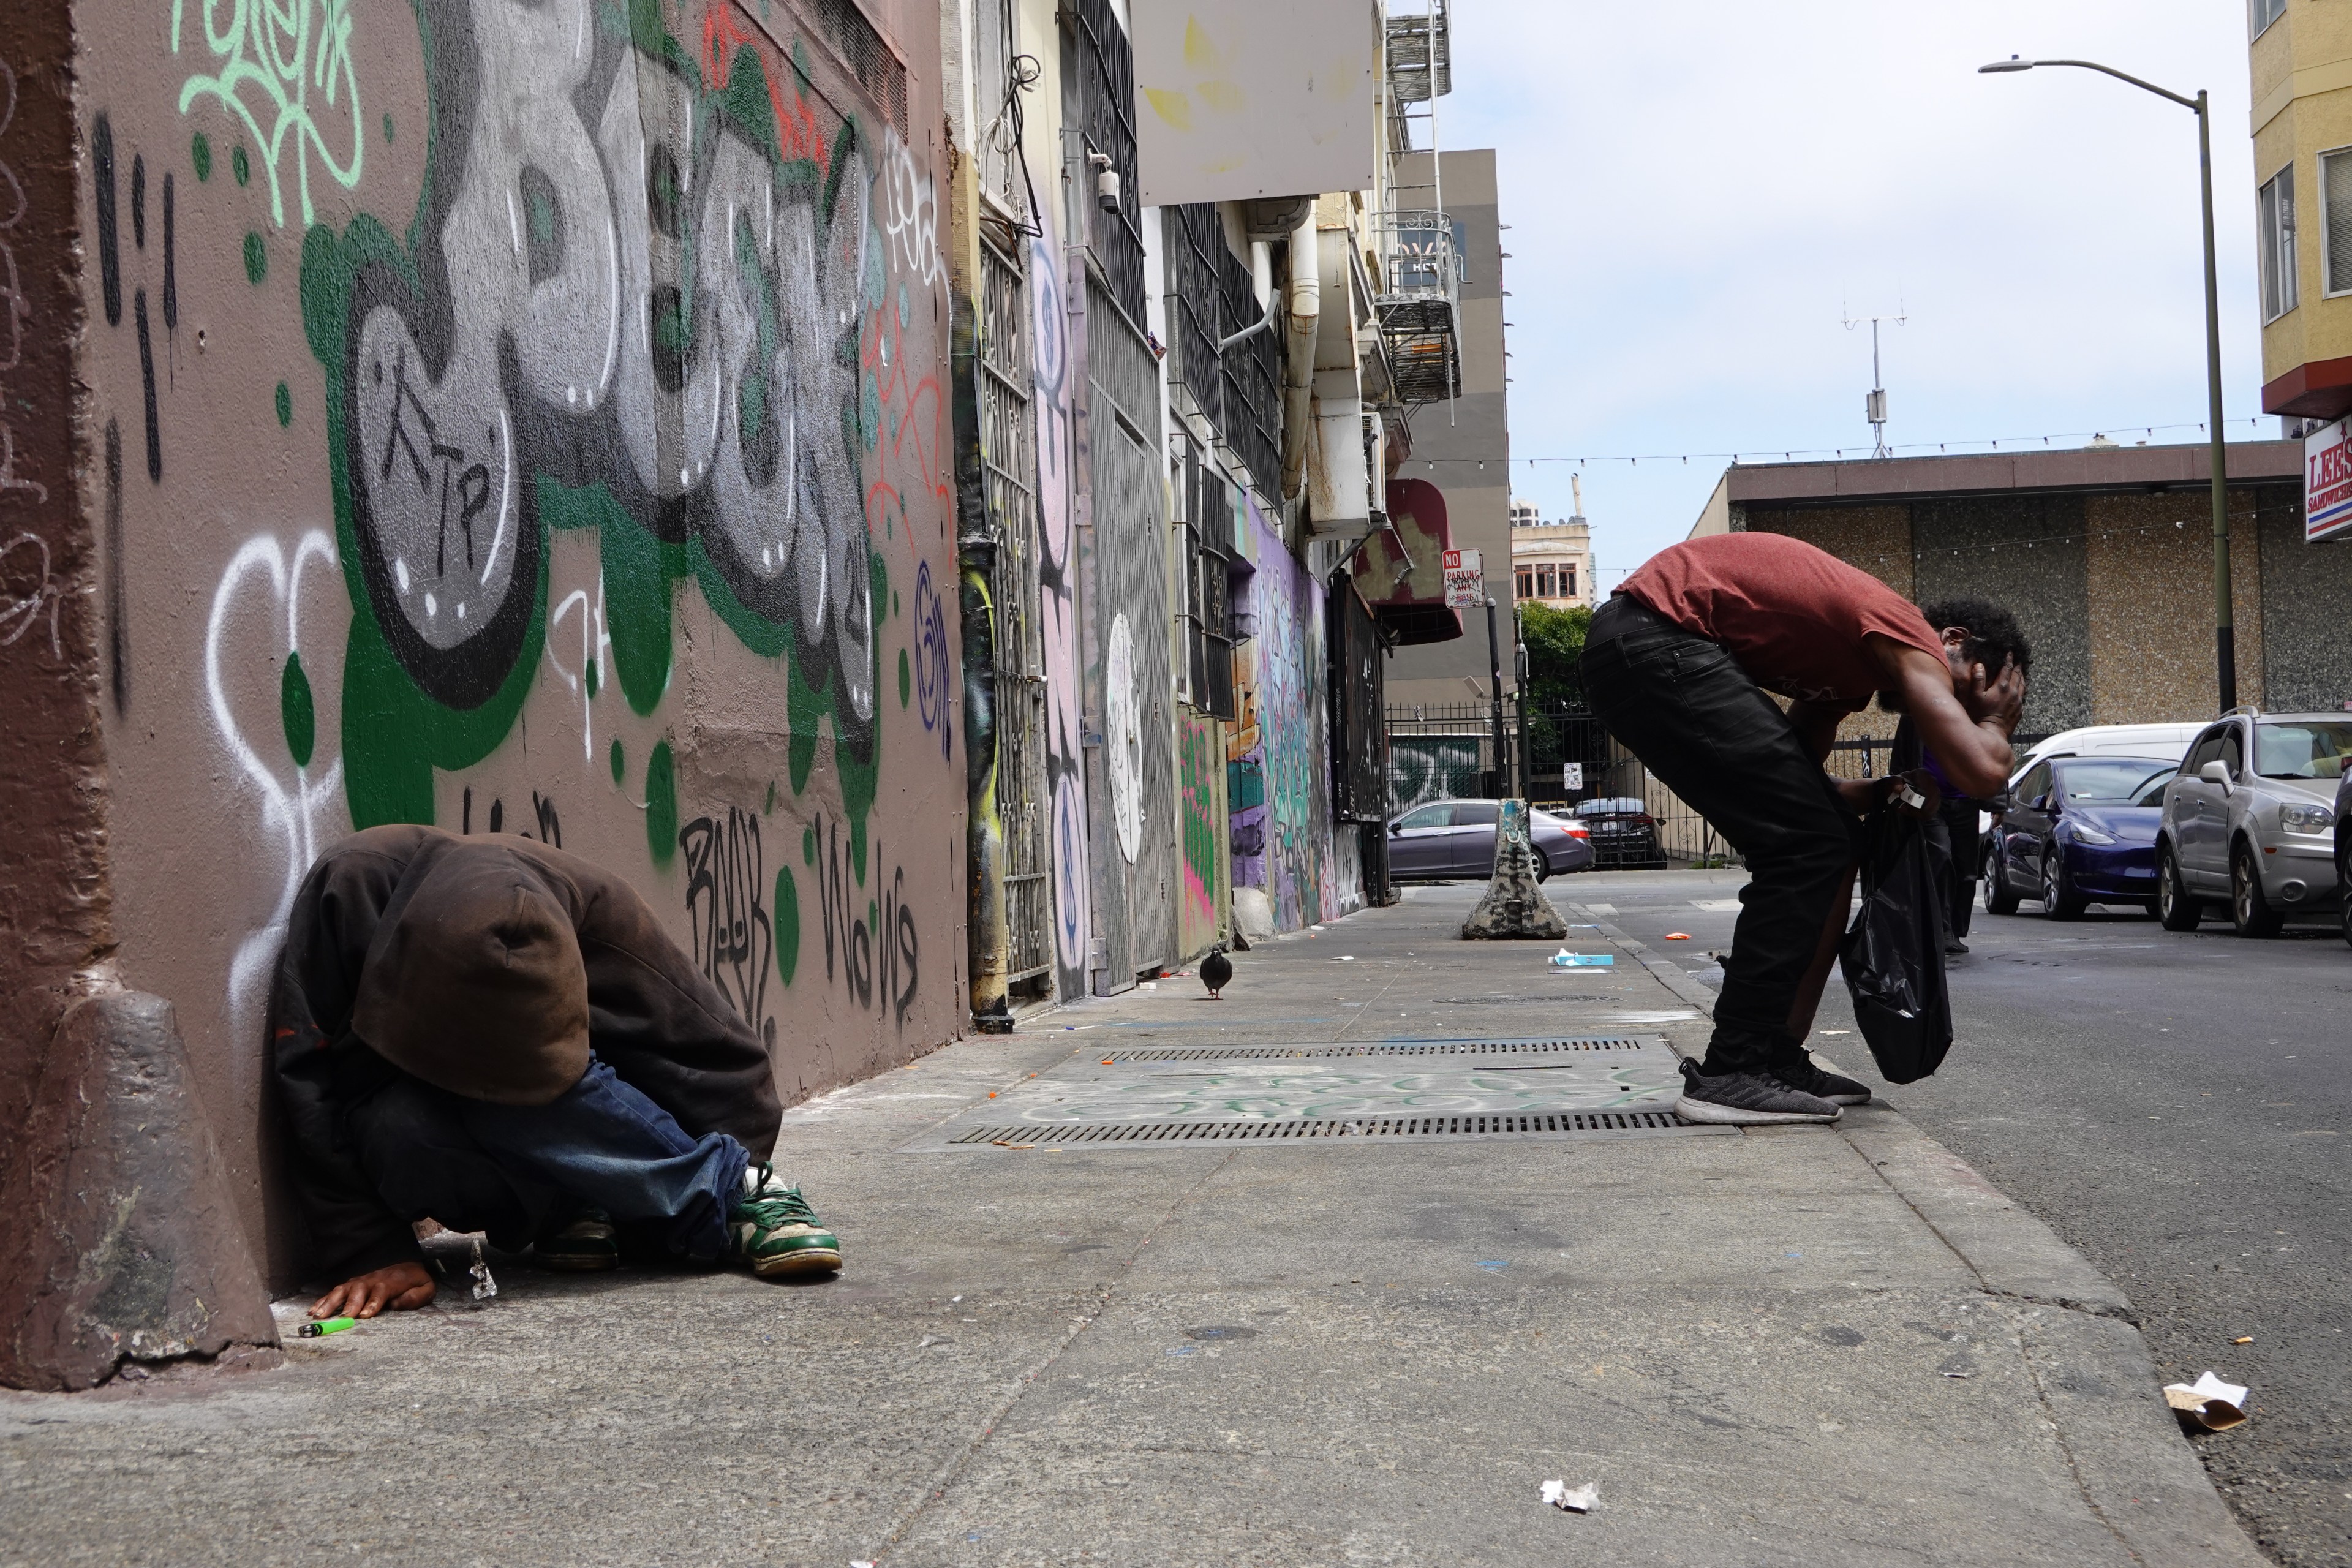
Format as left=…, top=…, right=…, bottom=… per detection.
left=1440, top=1, right=2269, bottom=593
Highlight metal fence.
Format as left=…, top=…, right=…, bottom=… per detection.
left=1384, top=702, right=2042, bottom=873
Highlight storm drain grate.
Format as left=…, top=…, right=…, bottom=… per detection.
left=1431, top=995, right=1613, bottom=1005
left=1102, top=1038, right=1642, bottom=1063
left=947, top=1109, right=1706, bottom=1144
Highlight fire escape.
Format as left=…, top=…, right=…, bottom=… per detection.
left=1376, top=0, right=1460, bottom=407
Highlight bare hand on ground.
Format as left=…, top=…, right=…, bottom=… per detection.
left=312, top=1261, right=436, bottom=1319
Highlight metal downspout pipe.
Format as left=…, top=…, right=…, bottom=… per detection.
left=1278, top=217, right=1320, bottom=500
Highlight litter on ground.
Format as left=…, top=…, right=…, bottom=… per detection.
left=1541, top=1480, right=1598, bottom=1513
left=2163, top=1371, right=2250, bottom=1431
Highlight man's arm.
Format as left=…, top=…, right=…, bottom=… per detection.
left=1871, top=636, right=2024, bottom=798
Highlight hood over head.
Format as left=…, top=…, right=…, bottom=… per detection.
left=350, top=839, right=590, bottom=1104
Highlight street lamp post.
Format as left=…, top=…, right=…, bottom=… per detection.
left=1980, top=56, right=2236, bottom=710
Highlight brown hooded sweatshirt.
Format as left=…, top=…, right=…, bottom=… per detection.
left=270, top=826, right=781, bottom=1281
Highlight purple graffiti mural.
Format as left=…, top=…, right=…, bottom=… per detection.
left=1227, top=491, right=1333, bottom=929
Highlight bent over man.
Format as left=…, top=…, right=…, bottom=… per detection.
left=1581, top=532, right=2029, bottom=1125
left=271, top=825, right=841, bottom=1322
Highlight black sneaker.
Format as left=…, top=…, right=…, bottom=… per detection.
left=535, top=1207, right=620, bottom=1272
left=1945, top=937, right=1970, bottom=956
left=1673, top=1058, right=1841, bottom=1125
left=1770, top=1055, right=1872, bottom=1106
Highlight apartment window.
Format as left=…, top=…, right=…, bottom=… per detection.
left=2260, top=163, right=2299, bottom=322
left=1515, top=566, right=1532, bottom=599
left=1536, top=565, right=1556, bottom=598
left=1562, top=562, right=1577, bottom=598
left=2252, top=0, right=2285, bottom=40
left=2324, top=148, right=2352, bottom=296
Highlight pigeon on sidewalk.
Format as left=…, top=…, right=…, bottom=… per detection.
left=1199, top=946, right=1232, bottom=1000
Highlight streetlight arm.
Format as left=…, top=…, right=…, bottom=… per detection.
left=2025, top=58, right=2200, bottom=111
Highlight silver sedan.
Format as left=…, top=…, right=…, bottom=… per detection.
left=1387, top=799, right=1596, bottom=881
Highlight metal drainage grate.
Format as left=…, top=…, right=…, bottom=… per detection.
left=1431, top=995, right=1613, bottom=1005
left=1102, top=1038, right=1642, bottom=1063
left=949, top=1109, right=1703, bottom=1145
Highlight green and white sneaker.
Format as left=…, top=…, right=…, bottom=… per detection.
left=728, top=1166, right=842, bottom=1278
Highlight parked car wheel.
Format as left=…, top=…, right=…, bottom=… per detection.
left=1981, top=844, right=2021, bottom=915
left=2155, top=845, right=2201, bottom=931
left=2341, top=846, right=2352, bottom=951
left=2041, top=850, right=2087, bottom=921
left=2231, top=842, right=2284, bottom=938
left=1534, top=852, right=1552, bottom=884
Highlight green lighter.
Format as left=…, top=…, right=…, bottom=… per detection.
left=296, top=1316, right=356, bottom=1338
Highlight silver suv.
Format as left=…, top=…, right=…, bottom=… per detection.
left=2156, top=711, right=2349, bottom=936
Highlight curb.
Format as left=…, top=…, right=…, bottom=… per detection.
left=1559, top=896, right=2268, bottom=1568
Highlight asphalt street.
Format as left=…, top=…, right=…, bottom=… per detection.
left=1542, top=866, right=2352, bottom=1567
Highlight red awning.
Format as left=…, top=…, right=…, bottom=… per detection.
left=1351, top=478, right=1462, bottom=644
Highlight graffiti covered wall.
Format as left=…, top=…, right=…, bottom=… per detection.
left=1227, top=492, right=1333, bottom=929
left=1176, top=708, right=1225, bottom=956
left=80, top=0, right=963, bottom=1280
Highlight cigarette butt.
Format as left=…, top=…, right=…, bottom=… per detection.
left=2232, top=1336, right=2253, bottom=1344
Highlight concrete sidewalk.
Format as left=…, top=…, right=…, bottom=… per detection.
left=0, top=884, right=2267, bottom=1567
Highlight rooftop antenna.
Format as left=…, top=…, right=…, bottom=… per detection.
left=1842, top=303, right=1907, bottom=458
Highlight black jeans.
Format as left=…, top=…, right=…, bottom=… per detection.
left=1582, top=599, right=1864, bottom=1074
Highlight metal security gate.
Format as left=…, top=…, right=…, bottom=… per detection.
left=980, top=239, right=1055, bottom=990
left=1082, top=274, right=1176, bottom=987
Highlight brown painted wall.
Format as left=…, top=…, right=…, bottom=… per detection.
left=2085, top=491, right=2270, bottom=723
left=0, top=15, right=110, bottom=1200
left=67, top=0, right=965, bottom=1284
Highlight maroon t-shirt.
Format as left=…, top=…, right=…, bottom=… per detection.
left=1619, top=532, right=1946, bottom=704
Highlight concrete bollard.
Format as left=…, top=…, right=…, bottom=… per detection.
left=0, top=991, right=280, bottom=1390
left=1461, top=800, right=1569, bottom=940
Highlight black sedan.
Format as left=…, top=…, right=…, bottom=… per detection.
left=1983, top=755, right=2173, bottom=919
left=1573, top=797, right=1667, bottom=869
left=1388, top=800, right=1594, bottom=881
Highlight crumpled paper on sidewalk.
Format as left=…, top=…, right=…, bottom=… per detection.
left=1541, top=1479, right=1598, bottom=1513
left=2162, top=1370, right=2248, bottom=1431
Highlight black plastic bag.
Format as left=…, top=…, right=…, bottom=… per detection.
left=1837, top=807, right=1953, bottom=1084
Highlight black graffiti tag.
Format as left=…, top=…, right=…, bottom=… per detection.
left=680, top=807, right=774, bottom=1047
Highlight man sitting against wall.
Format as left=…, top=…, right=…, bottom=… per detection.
left=1581, top=532, right=2029, bottom=1125
left=271, top=825, right=842, bottom=1322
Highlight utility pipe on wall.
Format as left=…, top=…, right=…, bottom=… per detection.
left=1278, top=217, right=1321, bottom=500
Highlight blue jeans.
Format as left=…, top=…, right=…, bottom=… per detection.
left=347, top=1057, right=750, bottom=1262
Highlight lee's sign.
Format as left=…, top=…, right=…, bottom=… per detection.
left=2305, top=417, right=2352, bottom=541
left=1442, top=548, right=1483, bottom=609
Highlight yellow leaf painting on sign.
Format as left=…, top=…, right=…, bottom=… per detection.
left=1145, top=86, right=1193, bottom=130
left=1143, top=15, right=1245, bottom=135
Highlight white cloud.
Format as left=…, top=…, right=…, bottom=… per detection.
left=1443, top=1, right=2266, bottom=587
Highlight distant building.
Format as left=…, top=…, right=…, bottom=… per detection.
left=1360, top=147, right=1515, bottom=710
left=1510, top=482, right=1594, bottom=611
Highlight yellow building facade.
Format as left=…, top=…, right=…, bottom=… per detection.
left=2250, top=0, right=2352, bottom=417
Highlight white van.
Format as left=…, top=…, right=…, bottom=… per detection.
left=2015, top=722, right=2206, bottom=772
